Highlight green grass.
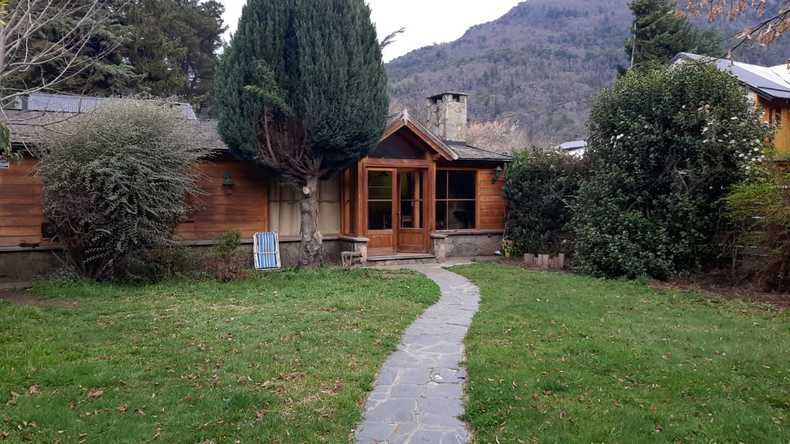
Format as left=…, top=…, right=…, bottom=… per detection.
left=454, top=263, right=790, bottom=444
left=0, top=269, right=439, bottom=443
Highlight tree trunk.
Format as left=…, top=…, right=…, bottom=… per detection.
left=299, top=176, right=323, bottom=267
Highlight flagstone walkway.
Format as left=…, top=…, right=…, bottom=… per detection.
left=355, top=264, right=480, bottom=444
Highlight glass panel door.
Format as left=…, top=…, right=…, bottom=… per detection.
left=368, top=170, right=393, bottom=230
left=399, top=171, right=423, bottom=229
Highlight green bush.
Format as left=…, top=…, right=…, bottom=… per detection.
left=207, top=231, right=250, bottom=282
left=504, top=149, right=588, bottom=256
left=574, top=64, right=770, bottom=279
left=726, top=162, right=790, bottom=291
left=36, top=100, right=210, bottom=281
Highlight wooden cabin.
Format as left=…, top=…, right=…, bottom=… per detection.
left=0, top=92, right=510, bottom=280
left=674, top=53, right=790, bottom=157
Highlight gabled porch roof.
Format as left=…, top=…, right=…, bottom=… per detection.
left=381, top=110, right=458, bottom=161
left=380, top=110, right=512, bottom=163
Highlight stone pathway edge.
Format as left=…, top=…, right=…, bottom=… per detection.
left=355, top=264, right=481, bottom=444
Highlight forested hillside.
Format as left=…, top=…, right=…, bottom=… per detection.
left=386, top=0, right=790, bottom=145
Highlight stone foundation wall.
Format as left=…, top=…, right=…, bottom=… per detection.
left=0, top=248, right=65, bottom=283
left=0, top=239, right=346, bottom=282
left=436, top=231, right=503, bottom=258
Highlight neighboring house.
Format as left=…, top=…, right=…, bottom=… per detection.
left=558, top=140, right=587, bottom=157
left=673, top=53, right=790, bottom=157
left=0, top=92, right=510, bottom=279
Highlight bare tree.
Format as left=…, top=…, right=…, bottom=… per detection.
left=0, top=0, right=112, bottom=159
left=682, top=0, right=790, bottom=51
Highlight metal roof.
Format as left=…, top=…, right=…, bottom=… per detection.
left=674, top=53, right=790, bottom=100
left=2, top=110, right=225, bottom=151
left=11, top=93, right=198, bottom=120
left=558, top=140, right=588, bottom=151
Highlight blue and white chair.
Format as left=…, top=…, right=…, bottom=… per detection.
left=253, top=232, right=282, bottom=271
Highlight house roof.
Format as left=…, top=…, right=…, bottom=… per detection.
left=2, top=109, right=226, bottom=152
left=673, top=52, right=790, bottom=100
left=11, top=93, right=198, bottom=119
left=3, top=93, right=512, bottom=163
left=382, top=110, right=512, bottom=162
left=558, top=140, right=588, bottom=151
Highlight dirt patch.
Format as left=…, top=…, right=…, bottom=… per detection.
left=651, top=277, right=790, bottom=310
left=0, top=290, right=78, bottom=308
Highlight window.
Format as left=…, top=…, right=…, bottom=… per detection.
left=368, top=171, right=393, bottom=230
left=269, top=177, right=340, bottom=236
left=436, top=170, right=476, bottom=230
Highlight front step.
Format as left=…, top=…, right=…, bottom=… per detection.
left=366, top=253, right=438, bottom=267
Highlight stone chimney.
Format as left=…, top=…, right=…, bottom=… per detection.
left=425, top=92, right=468, bottom=143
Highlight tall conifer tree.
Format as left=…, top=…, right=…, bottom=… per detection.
left=625, top=0, right=722, bottom=69
left=214, top=0, right=388, bottom=266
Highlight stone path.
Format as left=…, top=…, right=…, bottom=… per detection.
left=355, top=264, right=481, bottom=444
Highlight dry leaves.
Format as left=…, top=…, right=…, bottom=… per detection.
left=28, top=385, right=40, bottom=396
left=86, top=389, right=104, bottom=399
left=116, top=404, right=128, bottom=413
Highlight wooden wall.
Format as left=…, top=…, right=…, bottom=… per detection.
left=175, top=160, right=269, bottom=241
left=477, top=168, right=507, bottom=230
left=0, top=159, right=45, bottom=247
left=758, top=97, right=790, bottom=157
left=0, top=159, right=269, bottom=247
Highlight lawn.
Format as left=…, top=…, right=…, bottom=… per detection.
left=454, top=262, right=789, bottom=444
left=0, top=269, right=438, bottom=443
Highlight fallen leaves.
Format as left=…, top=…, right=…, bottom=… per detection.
left=86, top=389, right=104, bottom=400
left=28, top=385, right=41, bottom=396
left=116, top=404, right=128, bottom=413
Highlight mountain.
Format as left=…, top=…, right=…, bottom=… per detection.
left=386, top=0, right=790, bottom=146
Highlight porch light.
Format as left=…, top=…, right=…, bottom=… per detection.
left=493, top=165, right=504, bottom=183
left=223, top=172, right=235, bottom=188
left=223, top=172, right=235, bottom=195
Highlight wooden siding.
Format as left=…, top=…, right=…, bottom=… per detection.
left=0, top=159, right=44, bottom=246
left=477, top=168, right=507, bottom=230
left=757, top=97, right=790, bottom=157
left=175, top=160, right=268, bottom=241
left=0, top=159, right=269, bottom=247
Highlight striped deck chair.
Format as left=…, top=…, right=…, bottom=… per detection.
left=254, top=232, right=282, bottom=271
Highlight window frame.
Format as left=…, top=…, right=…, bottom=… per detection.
left=435, top=168, right=478, bottom=231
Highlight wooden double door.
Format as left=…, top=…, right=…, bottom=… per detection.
left=367, top=168, right=429, bottom=255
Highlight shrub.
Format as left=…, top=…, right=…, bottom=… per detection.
left=207, top=231, right=250, bottom=282
left=726, top=162, right=790, bottom=291
left=574, top=64, right=770, bottom=279
left=138, top=246, right=201, bottom=282
left=504, top=148, right=588, bottom=256
left=36, top=100, right=210, bottom=281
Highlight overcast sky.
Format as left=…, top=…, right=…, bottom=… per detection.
left=220, top=0, right=523, bottom=62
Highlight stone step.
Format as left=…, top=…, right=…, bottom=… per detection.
left=366, top=253, right=438, bottom=267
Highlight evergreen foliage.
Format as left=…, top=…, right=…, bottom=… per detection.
left=726, top=161, right=790, bottom=291
left=5, top=0, right=140, bottom=97
left=214, top=0, right=388, bottom=266
left=504, top=149, right=588, bottom=256
left=215, top=0, right=388, bottom=168
left=7, top=0, right=225, bottom=112
left=625, top=0, right=722, bottom=69
left=127, top=0, right=226, bottom=114
left=36, top=101, right=210, bottom=281
left=573, top=64, right=770, bottom=279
